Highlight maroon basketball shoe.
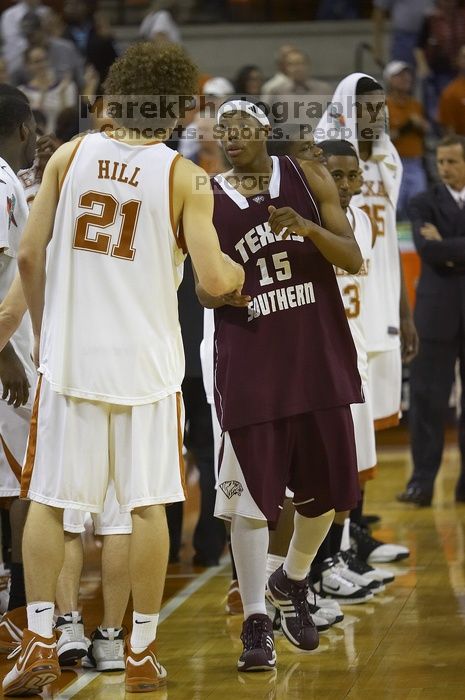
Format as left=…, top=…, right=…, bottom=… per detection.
left=237, top=614, right=276, bottom=672
left=266, top=565, right=319, bottom=651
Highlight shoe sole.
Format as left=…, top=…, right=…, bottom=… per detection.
left=237, top=664, right=276, bottom=672
left=97, top=660, right=125, bottom=672
left=367, top=552, right=410, bottom=563
left=58, top=646, right=88, bottom=667
left=125, top=677, right=167, bottom=693
left=322, top=592, right=373, bottom=605
left=3, top=664, right=60, bottom=696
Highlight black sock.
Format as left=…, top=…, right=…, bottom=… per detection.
left=350, top=490, right=365, bottom=526
left=229, top=540, right=237, bottom=580
left=8, top=562, right=26, bottom=611
left=329, top=523, right=344, bottom=555
left=309, top=533, right=331, bottom=582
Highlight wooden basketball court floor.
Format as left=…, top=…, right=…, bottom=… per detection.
left=2, top=438, right=465, bottom=700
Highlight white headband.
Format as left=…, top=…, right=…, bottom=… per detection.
left=216, top=100, right=270, bottom=127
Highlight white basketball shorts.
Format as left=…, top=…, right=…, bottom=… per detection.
left=63, top=480, right=132, bottom=535
left=367, top=348, right=402, bottom=430
left=0, top=402, right=30, bottom=497
left=351, top=382, right=377, bottom=472
left=21, top=377, right=186, bottom=513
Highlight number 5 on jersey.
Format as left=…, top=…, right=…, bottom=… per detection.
left=74, top=191, right=141, bottom=261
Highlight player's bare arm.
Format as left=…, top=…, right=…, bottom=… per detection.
left=0, top=273, right=27, bottom=352
left=172, top=158, right=245, bottom=297
left=18, top=139, right=81, bottom=363
left=194, top=264, right=251, bottom=309
left=268, top=160, right=362, bottom=274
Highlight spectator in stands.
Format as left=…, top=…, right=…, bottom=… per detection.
left=0, top=0, right=50, bottom=77
left=63, top=0, right=117, bottom=89
left=234, top=65, right=264, bottom=97
left=261, top=48, right=330, bottom=100
left=139, top=0, right=181, bottom=46
left=260, top=44, right=297, bottom=98
left=10, top=11, right=84, bottom=89
left=438, top=45, right=465, bottom=135
left=415, top=0, right=465, bottom=127
left=372, top=0, right=433, bottom=66
left=19, top=45, right=78, bottom=132
left=385, top=61, right=429, bottom=219
left=179, top=76, right=233, bottom=162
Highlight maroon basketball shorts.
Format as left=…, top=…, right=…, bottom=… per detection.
left=214, top=405, right=360, bottom=525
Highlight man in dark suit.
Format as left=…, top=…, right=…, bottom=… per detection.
left=398, top=135, right=465, bottom=506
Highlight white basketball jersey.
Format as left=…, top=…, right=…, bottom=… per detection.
left=352, top=158, right=401, bottom=353
left=0, top=157, right=29, bottom=256
left=0, top=158, right=36, bottom=408
left=40, top=133, right=186, bottom=405
left=334, top=205, right=372, bottom=384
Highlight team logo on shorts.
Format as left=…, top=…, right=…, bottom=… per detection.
left=7, top=194, right=17, bottom=229
left=219, top=480, right=243, bottom=499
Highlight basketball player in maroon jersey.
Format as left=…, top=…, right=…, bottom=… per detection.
left=196, top=100, right=363, bottom=671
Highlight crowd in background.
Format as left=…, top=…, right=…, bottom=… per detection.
left=1, top=1, right=464, bottom=222
left=0, top=0, right=465, bottom=562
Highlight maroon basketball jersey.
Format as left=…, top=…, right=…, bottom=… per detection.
left=212, top=155, right=362, bottom=431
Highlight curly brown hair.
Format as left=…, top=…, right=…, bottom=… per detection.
left=103, top=42, right=198, bottom=98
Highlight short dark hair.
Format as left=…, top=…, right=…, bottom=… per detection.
left=0, top=86, right=32, bottom=138
left=0, top=84, right=29, bottom=102
left=55, top=106, right=80, bottom=142
left=318, top=139, right=359, bottom=161
left=356, top=77, right=383, bottom=95
left=438, top=134, right=465, bottom=158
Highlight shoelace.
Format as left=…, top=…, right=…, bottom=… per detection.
left=341, top=550, right=373, bottom=575
left=286, top=583, right=314, bottom=628
left=351, top=524, right=381, bottom=548
left=241, top=618, right=271, bottom=651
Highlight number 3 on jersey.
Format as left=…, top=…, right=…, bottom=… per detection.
left=342, top=283, right=360, bottom=319
left=74, top=191, right=141, bottom=261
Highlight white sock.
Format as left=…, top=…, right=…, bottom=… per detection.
left=340, top=518, right=351, bottom=552
left=266, top=553, right=285, bottom=580
left=130, top=612, right=159, bottom=653
left=284, top=510, right=335, bottom=581
left=231, top=515, right=269, bottom=619
left=27, top=602, right=55, bottom=638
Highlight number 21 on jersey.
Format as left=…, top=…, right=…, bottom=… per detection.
left=74, top=190, right=141, bottom=261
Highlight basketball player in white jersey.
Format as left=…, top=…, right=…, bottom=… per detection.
left=3, top=43, right=244, bottom=697
left=317, top=73, right=417, bottom=427
left=0, top=86, right=36, bottom=645
left=317, top=73, right=416, bottom=561
left=0, top=113, right=133, bottom=671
